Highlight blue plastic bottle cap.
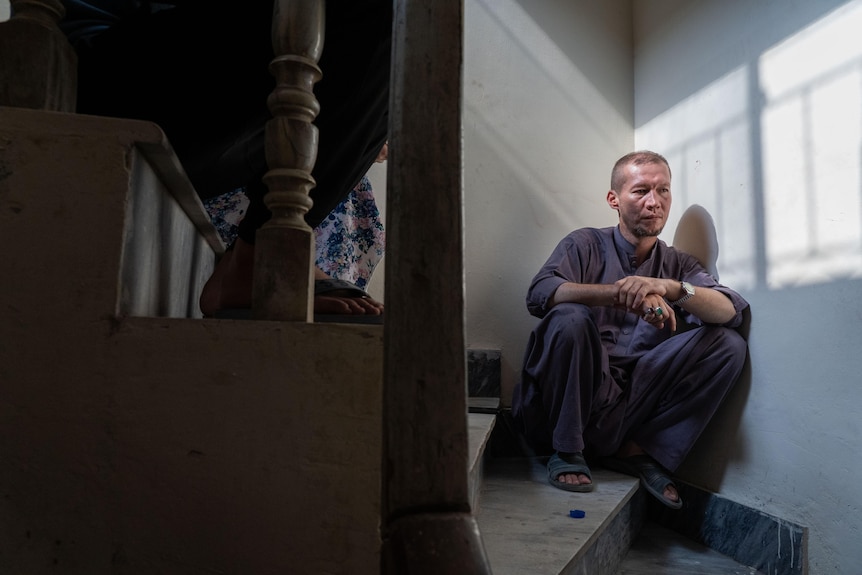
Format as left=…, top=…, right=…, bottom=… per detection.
left=569, top=509, right=586, bottom=518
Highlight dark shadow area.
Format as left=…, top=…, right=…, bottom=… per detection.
left=672, top=204, right=720, bottom=278
left=671, top=203, right=753, bottom=491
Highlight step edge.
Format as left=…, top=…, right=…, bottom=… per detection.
left=468, top=412, right=497, bottom=511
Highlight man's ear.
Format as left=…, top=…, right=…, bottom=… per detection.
left=606, top=189, right=619, bottom=210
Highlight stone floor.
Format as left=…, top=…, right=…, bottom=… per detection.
left=617, top=523, right=760, bottom=575
left=618, top=522, right=765, bottom=574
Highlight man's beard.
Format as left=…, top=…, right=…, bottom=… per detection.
left=632, top=224, right=663, bottom=238
left=625, top=214, right=664, bottom=238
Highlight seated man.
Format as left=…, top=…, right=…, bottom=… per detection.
left=512, top=150, right=749, bottom=508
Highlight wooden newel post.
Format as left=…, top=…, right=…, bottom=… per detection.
left=0, top=0, right=77, bottom=112
left=382, top=0, right=492, bottom=572
left=253, top=0, right=324, bottom=321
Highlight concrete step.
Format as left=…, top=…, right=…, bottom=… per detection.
left=0, top=105, right=387, bottom=574
left=474, top=436, right=783, bottom=575
left=0, top=106, right=223, bottom=321
left=477, top=455, right=643, bottom=575
left=617, top=522, right=767, bottom=575
left=469, top=412, right=498, bottom=511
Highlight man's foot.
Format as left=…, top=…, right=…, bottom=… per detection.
left=603, top=442, right=681, bottom=509
left=547, top=451, right=594, bottom=492
left=199, top=238, right=384, bottom=317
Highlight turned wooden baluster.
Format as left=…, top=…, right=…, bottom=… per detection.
left=254, top=0, right=324, bottom=321
left=382, top=0, right=492, bottom=572
left=0, top=0, right=76, bottom=111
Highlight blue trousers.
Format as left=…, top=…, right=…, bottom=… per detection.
left=512, top=303, right=747, bottom=471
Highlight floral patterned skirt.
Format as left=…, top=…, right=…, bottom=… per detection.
left=204, top=176, right=385, bottom=289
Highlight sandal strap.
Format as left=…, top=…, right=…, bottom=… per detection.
left=548, top=452, right=592, bottom=481
left=315, top=278, right=369, bottom=298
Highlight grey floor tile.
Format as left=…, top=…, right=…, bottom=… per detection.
left=618, top=522, right=765, bottom=575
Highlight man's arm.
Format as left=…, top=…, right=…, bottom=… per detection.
left=613, top=276, right=738, bottom=325
left=547, top=279, right=678, bottom=331
left=548, top=282, right=616, bottom=308
left=549, top=276, right=738, bottom=329
left=660, top=278, right=738, bottom=324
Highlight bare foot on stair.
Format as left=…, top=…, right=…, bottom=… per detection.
left=199, top=237, right=384, bottom=318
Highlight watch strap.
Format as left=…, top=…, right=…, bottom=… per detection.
left=670, top=281, right=695, bottom=306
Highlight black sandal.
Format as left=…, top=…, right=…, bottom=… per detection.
left=547, top=452, right=594, bottom=493
left=603, top=454, right=683, bottom=509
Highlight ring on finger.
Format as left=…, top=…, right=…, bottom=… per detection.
left=654, top=306, right=663, bottom=317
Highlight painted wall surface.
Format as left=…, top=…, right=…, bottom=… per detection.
left=634, top=1, right=862, bottom=572
left=367, top=0, right=634, bottom=399
left=462, top=0, right=634, bottom=400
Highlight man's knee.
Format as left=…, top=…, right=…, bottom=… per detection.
left=522, top=302, right=601, bottom=390
left=544, top=303, right=595, bottom=337
left=704, top=326, right=748, bottom=370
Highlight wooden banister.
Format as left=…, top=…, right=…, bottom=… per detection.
left=254, top=0, right=323, bottom=321
left=382, top=0, right=492, bottom=572
left=0, top=0, right=76, bottom=111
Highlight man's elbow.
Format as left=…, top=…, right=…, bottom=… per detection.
left=713, top=305, right=742, bottom=327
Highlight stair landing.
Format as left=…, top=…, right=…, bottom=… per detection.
left=477, top=456, right=642, bottom=575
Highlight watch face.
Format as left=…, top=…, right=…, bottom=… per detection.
left=683, top=281, right=695, bottom=295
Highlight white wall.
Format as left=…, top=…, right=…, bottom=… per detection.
left=370, top=0, right=633, bottom=399
left=635, top=1, right=862, bottom=572
left=462, top=0, right=634, bottom=400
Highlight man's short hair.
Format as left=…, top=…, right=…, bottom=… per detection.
left=610, top=151, right=671, bottom=191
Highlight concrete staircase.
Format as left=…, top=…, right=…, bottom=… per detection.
left=1, top=106, right=384, bottom=574
left=469, top=413, right=779, bottom=575
left=466, top=361, right=780, bottom=575
left=469, top=411, right=645, bottom=575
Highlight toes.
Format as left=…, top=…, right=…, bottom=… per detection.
left=559, top=473, right=591, bottom=485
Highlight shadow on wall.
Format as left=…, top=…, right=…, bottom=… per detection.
left=673, top=205, right=719, bottom=279
left=671, top=203, right=753, bottom=491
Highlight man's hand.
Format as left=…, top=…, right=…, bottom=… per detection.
left=612, top=276, right=672, bottom=309
left=638, top=296, right=676, bottom=331
left=612, top=276, right=677, bottom=332
left=549, top=276, right=737, bottom=328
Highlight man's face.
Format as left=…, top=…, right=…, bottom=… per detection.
left=607, top=161, right=672, bottom=241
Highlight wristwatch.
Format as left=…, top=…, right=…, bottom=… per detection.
left=670, top=281, right=695, bottom=306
